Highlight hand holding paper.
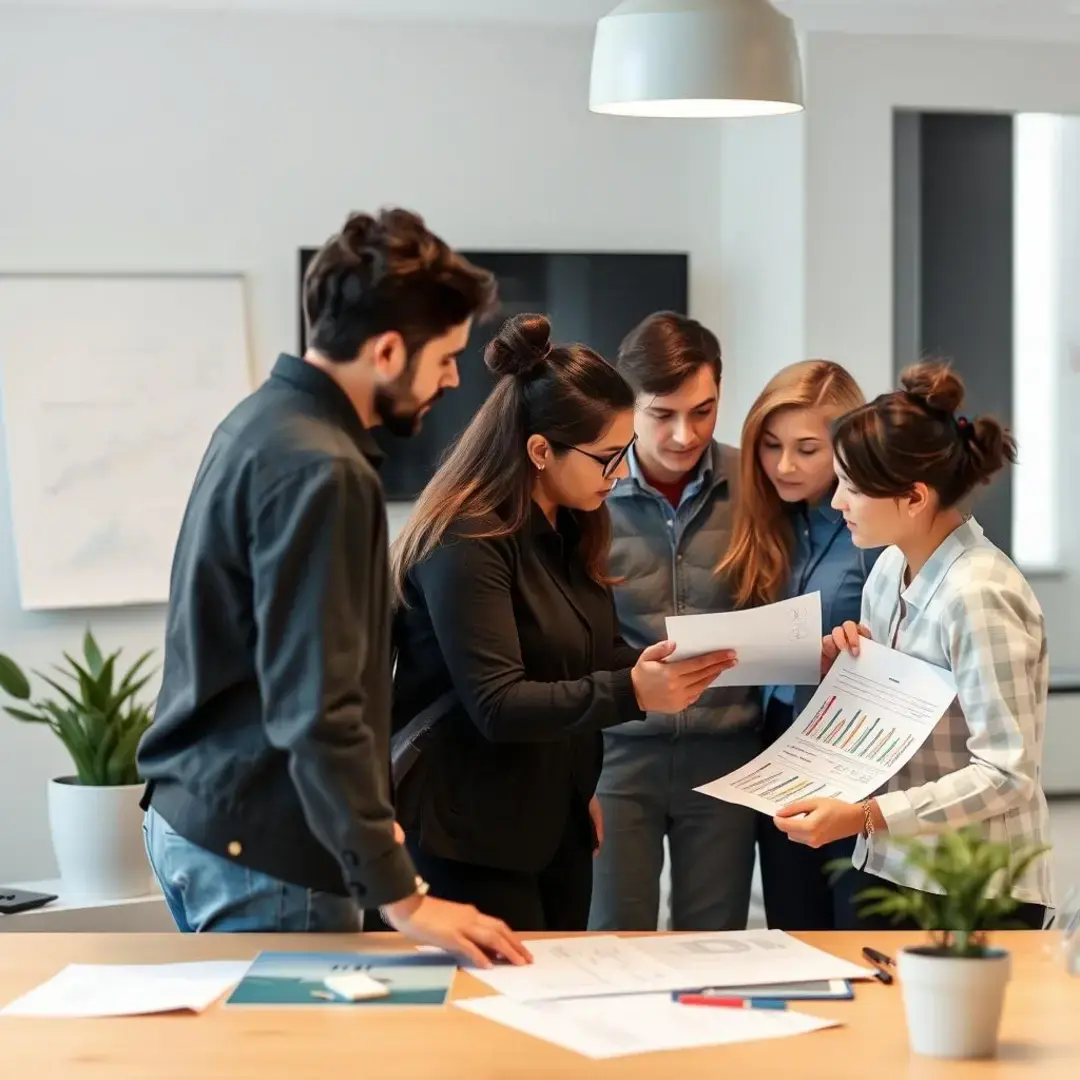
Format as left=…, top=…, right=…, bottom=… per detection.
left=821, top=620, right=872, bottom=675
left=630, top=640, right=738, bottom=712
left=666, top=593, right=823, bottom=688
left=773, top=797, right=870, bottom=847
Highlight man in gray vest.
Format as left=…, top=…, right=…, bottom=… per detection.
left=588, top=312, right=761, bottom=932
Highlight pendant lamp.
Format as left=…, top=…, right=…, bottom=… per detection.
left=589, top=0, right=804, bottom=118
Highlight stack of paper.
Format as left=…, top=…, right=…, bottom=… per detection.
left=456, top=930, right=871, bottom=1058
left=467, top=931, right=870, bottom=1002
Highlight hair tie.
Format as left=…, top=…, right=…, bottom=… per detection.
left=955, top=415, right=975, bottom=442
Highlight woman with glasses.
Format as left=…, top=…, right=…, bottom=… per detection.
left=388, top=314, right=737, bottom=930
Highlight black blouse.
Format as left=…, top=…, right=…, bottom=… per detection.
left=392, top=504, right=644, bottom=874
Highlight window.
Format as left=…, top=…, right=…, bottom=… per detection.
left=1012, top=113, right=1063, bottom=571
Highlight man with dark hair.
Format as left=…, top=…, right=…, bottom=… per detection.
left=137, top=209, right=530, bottom=967
left=589, top=311, right=761, bottom=933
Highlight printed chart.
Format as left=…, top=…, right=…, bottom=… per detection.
left=726, top=762, right=847, bottom=806
left=695, top=639, right=957, bottom=815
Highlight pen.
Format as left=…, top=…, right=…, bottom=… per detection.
left=861, top=947, right=895, bottom=985
left=675, top=994, right=788, bottom=1010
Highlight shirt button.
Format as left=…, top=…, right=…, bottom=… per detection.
left=227, top=841, right=243, bottom=857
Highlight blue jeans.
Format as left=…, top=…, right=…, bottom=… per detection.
left=142, top=807, right=360, bottom=933
left=588, top=730, right=760, bottom=931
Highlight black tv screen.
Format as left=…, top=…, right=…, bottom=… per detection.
left=298, top=249, right=689, bottom=500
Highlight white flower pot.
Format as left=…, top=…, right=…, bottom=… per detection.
left=47, top=777, right=152, bottom=901
left=898, top=945, right=1011, bottom=1059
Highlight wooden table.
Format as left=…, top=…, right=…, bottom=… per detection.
left=1, top=932, right=1076, bottom=1077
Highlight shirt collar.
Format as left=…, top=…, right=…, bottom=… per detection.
left=613, top=441, right=720, bottom=499
left=268, top=353, right=385, bottom=467
left=528, top=500, right=583, bottom=548
left=901, top=516, right=985, bottom=609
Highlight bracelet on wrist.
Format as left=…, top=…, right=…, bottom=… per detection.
left=860, top=798, right=875, bottom=839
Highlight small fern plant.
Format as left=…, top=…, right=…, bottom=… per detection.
left=830, top=826, right=1050, bottom=957
left=0, top=629, right=156, bottom=786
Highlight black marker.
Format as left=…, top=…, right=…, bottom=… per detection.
left=862, top=946, right=895, bottom=985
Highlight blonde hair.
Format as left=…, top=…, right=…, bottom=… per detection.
left=718, top=360, right=865, bottom=608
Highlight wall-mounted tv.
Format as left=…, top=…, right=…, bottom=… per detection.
left=298, top=249, right=689, bottom=500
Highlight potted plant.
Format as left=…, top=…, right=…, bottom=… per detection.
left=846, top=827, right=1050, bottom=1060
left=0, top=629, right=156, bottom=900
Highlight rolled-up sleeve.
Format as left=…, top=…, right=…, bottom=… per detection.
left=876, top=583, right=1044, bottom=836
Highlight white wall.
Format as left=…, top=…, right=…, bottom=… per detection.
left=715, top=111, right=806, bottom=441
left=802, top=31, right=1080, bottom=664
left=0, top=7, right=724, bottom=881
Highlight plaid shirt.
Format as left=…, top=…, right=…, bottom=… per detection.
left=854, top=517, right=1053, bottom=908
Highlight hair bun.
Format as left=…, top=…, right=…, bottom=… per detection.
left=484, top=313, right=553, bottom=378
left=899, top=360, right=965, bottom=414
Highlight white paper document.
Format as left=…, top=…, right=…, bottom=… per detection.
left=666, top=592, right=822, bottom=687
left=467, top=931, right=870, bottom=1002
left=458, top=991, right=840, bottom=1059
left=0, top=961, right=251, bottom=1018
left=696, top=638, right=957, bottom=815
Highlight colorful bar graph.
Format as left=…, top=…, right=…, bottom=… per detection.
left=730, top=762, right=843, bottom=805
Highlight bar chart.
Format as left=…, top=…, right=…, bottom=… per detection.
left=800, top=696, right=917, bottom=768
left=729, top=762, right=845, bottom=806
left=695, top=638, right=958, bottom=816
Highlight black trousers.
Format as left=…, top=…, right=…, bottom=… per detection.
left=404, top=821, right=594, bottom=932
left=757, top=698, right=1049, bottom=932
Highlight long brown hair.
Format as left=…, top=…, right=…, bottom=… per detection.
left=832, top=361, right=1016, bottom=506
left=718, top=360, right=865, bottom=607
left=390, top=313, right=635, bottom=598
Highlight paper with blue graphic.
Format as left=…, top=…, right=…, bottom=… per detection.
left=225, top=951, right=456, bottom=1007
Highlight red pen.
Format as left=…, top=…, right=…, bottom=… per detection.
left=675, top=994, right=788, bottom=1010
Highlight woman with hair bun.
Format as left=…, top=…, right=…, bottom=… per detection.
left=388, top=314, right=737, bottom=930
left=773, top=361, right=1053, bottom=929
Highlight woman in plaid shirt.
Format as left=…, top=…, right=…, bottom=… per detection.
left=772, top=362, right=1053, bottom=929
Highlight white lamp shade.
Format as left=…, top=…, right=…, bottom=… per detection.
left=589, top=0, right=804, bottom=118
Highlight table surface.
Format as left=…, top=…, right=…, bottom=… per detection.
left=1, top=931, right=1076, bottom=1078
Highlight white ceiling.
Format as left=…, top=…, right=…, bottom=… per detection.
left=3, top=0, right=1080, bottom=41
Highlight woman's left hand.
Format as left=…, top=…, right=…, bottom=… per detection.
left=773, top=799, right=864, bottom=848
left=588, top=796, right=604, bottom=855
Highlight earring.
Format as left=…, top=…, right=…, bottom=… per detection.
left=536, top=461, right=545, bottom=472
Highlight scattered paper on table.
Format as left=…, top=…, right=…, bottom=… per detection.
left=696, top=638, right=957, bottom=814
left=467, top=931, right=871, bottom=1002
left=666, top=592, right=822, bottom=687
left=0, top=961, right=251, bottom=1018
left=458, top=991, right=840, bottom=1059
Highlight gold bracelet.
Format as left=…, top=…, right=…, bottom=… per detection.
left=860, top=798, right=875, bottom=838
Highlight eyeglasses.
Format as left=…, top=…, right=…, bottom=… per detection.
left=549, top=434, right=637, bottom=479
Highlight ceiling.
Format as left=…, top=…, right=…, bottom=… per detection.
left=3, top=0, right=1080, bottom=41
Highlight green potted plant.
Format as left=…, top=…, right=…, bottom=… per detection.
left=844, top=827, right=1050, bottom=1060
left=0, top=629, right=156, bottom=900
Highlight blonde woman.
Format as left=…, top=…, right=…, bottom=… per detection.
left=718, top=360, right=881, bottom=930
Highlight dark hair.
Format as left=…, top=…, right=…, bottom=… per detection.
left=391, top=313, right=635, bottom=595
left=302, top=207, right=497, bottom=363
left=831, top=361, right=1017, bottom=508
left=615, top=311, right=722, bottom=396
